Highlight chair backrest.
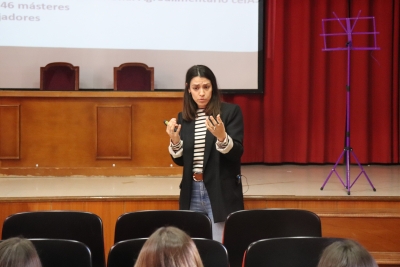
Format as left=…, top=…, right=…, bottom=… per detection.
left=243, top=237, right=346, bottom=267
left=107, top=238, right=147, bottom=267
left=31, top=238, right=92, bottom=267
left=223, top=209, right=322, bottom=267
left=107, top=238, right=146, bottom=267
left=2, top=211, right=105, bottom=267
left=107, top=238, right=229, bottom=267
left=40, top=62, right=79, bottom=90
left=193, top=238, right=229, bottom=267
left=114, top=210, right=212, bottom=243
left=114, top=62, right=154, bottom=91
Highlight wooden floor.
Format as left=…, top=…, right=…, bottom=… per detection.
left=1, top=164, right=397, bottom=198
left=0, top=164, right=399, bottom=266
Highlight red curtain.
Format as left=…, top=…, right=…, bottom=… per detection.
left=225, top=0, right=399, bottom=164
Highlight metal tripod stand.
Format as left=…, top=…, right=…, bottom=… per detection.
left=320, top=11, right=379, bottom=195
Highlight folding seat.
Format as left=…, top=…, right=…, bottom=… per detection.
left=2, top=211, right=105, bottom=267
left=223, top=209, right=322, bottom=267
left=114, top=210, right=212, bottom=243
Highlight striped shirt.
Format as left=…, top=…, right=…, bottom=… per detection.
left=193, top=109, right=206, bottom=173
left=168, top=110, right=234, bottom=166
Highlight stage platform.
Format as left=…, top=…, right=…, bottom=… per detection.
left=0, top=164, right=399, bottom=266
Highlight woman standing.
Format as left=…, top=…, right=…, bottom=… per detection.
left=166, top=65, right=244, bottom=242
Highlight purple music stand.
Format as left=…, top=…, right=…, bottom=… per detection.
left=320, top=11, right=379, bottom=195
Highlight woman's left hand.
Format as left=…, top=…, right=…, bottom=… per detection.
left=206, top=114, right=226, bottom=142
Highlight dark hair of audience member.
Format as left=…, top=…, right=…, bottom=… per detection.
left=134, top=226, right=204, bottom=267
left=317, top=239, right=378, bottom=267
left=0, top=237, right=42, bottom=267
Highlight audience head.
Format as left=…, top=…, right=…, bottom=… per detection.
left=317, top=239, right=378, bottom=267
left=0, top=237, right=42, bottom=267
left=134, top=226, right=204, bottom=267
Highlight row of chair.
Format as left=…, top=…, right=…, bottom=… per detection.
left=111, top=236, right=347, bottom=267
left=1, top=209, right=324, bottom=267
left=40, top=62, right=154, bottom=91
left=1, top=236, right=345, bottom=267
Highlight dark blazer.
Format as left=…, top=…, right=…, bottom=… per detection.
left=172, top=102, right=244, bottom=222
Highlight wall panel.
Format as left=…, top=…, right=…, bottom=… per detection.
left=0, top=105, right=20, bottom=159
left=0, top=91, right=183, bottom=176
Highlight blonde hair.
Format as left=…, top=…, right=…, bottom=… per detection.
left=0, top=237, right=42, bottom=267
left=317, top=240, right=378, bottom=267
left=134, top=226, right=204, bottom=267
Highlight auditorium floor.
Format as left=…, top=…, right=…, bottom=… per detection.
left=0, top=164, right=399, bottom=199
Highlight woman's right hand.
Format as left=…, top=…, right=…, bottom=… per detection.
left=165, top=118, right=181, bottom=144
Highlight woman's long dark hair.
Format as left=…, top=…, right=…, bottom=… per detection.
left=182, top=65, right=222, bottom=121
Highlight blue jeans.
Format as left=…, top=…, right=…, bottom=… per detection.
left=189, top=181, right=225, bottom=242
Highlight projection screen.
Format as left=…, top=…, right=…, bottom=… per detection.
left=0, top=0, right=264, bottom=92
